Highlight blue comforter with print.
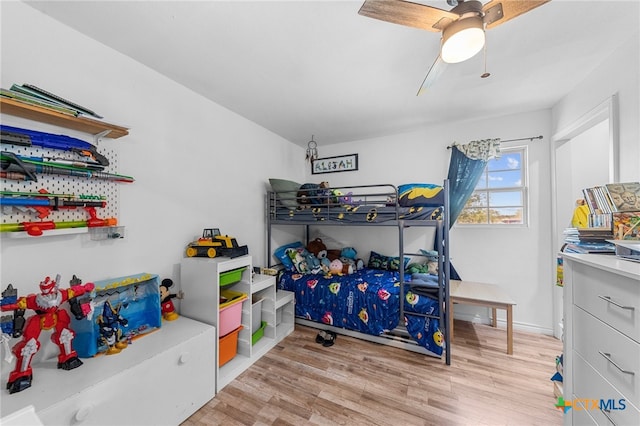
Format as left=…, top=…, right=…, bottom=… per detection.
left=278, top=268, right=444, bottom=356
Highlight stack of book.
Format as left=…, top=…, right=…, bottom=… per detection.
left=583, top=182, right=640, bottom=241
left=0, top=83, right=102, bottom=119
left=562, top=227, right=615, bottom=254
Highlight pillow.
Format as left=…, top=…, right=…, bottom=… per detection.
left=367, top=251, right=409, bottom=271
left=269, top=178, right=301, bottom=209
left=274, top=241, right=305, bottom=271
left=398, top=183, right=444, bottom=207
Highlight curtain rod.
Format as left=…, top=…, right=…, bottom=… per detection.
left=446, top=135, right=543, bottom=149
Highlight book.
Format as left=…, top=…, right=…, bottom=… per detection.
left=605, top=182, right=640, bottom=212
left=10, top=83, right=103, bottom=119
left=1, top=88, right=79, bottom=116
left=613, top=211, right=640, bottom=240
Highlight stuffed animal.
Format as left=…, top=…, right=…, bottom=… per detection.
left=329, top=259, right=343, bottom=275
left=297, top=182, right=331, bottom=206
left=307, top=238, right=327, bottom=258
left=340, top=247, right=364, bottom=271
left=305, top=252, right=323, bottom=274
left=326, top=249, right=341, bottom=261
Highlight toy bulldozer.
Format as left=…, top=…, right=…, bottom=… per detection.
left=185, top=228, right=248, bottom=258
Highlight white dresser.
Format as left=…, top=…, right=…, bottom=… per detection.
left=562, top=253, right=640, bottom=426
left=1, top=316, right=216, bottom=425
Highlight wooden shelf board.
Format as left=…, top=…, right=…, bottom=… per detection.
left=0, top=98, right=129, bottom=139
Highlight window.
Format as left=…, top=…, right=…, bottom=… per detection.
left=457, top=146, right=528, bottom=225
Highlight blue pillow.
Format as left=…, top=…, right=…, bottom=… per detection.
left=367, top=251, right=409, bottom=271
left=398, top=183, right=444, bottom=207
left=274, top=241, right=305, bottom=271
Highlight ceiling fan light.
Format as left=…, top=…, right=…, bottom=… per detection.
left=441, top=16, right=485, bottom=64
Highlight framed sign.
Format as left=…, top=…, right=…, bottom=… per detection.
left=311, top=154, right=359, bottom=175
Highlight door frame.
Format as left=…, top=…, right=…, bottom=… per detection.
left=549, top=94, right=619, bottom=339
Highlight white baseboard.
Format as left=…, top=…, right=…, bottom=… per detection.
left=453, top=312, right=555, bottom=336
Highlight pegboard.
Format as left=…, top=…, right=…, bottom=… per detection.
left=1, top=141, right=123, bottom=227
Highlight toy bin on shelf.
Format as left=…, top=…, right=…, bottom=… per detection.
left=219, top=325, right=243, bottom=367
left=252, top=321, right=267, bottom=345
left=218, top=289, right=247, bottom=336
left=219, top=267, right=246, bottom=286
left=251, top=296, right=263, bottom=333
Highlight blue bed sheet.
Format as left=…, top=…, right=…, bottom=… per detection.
left=278, top=269, right=444, bottom=355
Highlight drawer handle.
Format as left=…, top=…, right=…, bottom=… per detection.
left=600, top=406, right=617, bottom=426
left=599, top=351, right=635, bottom=375
left=597, top=295, right=635, bottom=310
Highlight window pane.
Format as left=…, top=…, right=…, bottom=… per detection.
left=458, top=207, right=488, bottom=224
left=475, top=172, right=487, bottom=189
left=466, top=192, right=487, bottom=207
left=489, top=191, right=522, bottom=207
left=487, top=152, right=521, bottom=171
left=489, top=207, right=523, bottom=224
left=488, top=170, right=522, bottom=188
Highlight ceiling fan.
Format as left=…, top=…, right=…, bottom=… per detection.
left=358, top=0, right=551, bottom=95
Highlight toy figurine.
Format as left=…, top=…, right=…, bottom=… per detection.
left=159, top=278, right=181, bottom=321
left=97, top=300, right=128, bottom=355
left=0, top=275, right=94, bottom=394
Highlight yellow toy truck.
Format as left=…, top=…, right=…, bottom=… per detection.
left=185, top=228, right=248, bottom=258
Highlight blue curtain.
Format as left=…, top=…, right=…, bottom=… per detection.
left=447, top=145, right=489, bottom=227
left=444, top=139, right=501, bottom=280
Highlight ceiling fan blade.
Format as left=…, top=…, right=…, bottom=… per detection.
left=483, top=0, right=551, bottom=29
left=358, top=0, right=459, bottom=32
left=416, top=54, right=447, bottom=96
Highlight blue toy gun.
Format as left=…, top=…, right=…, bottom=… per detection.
left=0, top=124, right=109, bottom=167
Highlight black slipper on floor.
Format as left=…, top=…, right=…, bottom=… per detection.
left=322, top=331, right=336, bottom=347
left=315, top=330, right=327, bottom=344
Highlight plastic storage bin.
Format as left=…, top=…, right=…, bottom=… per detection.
left=219, top=267, right=246, bottom=286
left=251, top=296, right=263, bottom=333
left=252, top=321, right=267, bottom=345
left=219, top=290, right=247, bottom=336
left=219, top=325, right=243, bottom=366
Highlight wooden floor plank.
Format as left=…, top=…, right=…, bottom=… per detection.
left=182, top=320, right=563, bottom=426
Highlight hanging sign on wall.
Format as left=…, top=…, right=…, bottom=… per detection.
left=311, top=154, right=358, bottom=174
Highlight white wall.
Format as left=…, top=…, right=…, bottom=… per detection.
left=0, top=2, right=304, bottom=298
left=552, top=31, right=640, bottom=182
left=2, top=2, right=637, bottom=337
left=310, top=109, right=554, bottom=333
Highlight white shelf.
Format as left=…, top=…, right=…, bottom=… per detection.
left=180, top=256, right=295, bottom=393
left=276, top=289, right=294, bottom=309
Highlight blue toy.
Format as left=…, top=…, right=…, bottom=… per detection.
left=97, top=300, right=129, bottom=355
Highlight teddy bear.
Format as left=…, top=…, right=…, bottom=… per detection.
left=306, top=238, right=331, bottom=272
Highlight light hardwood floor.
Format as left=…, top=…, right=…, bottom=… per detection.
left=183, top=320, right=563, bottom=426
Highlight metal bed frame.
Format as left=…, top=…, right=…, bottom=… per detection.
left=266, top=180, right=451, bottom=365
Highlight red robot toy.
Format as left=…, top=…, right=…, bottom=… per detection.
left=1, top=275, right=94, bottom=394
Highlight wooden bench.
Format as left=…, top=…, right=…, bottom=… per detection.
left=448, top=279, right=516, bottom=354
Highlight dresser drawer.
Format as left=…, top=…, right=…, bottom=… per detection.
left=38, top=320, right=216, bottom=425
left=574, top=352, right=640, bottom=426
left=573, top=306, right=640, bottom=407
left=572, top=262, right=640, bottom=343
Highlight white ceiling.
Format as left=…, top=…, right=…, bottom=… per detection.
left=25, top=0, right=640, bottom=147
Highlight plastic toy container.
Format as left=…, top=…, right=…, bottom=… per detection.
left=252, top=321, right=267, bottom=345
left=219, top=267, right=246, bottom=286
left=251, top=296, right=263, bottom=333
left=219, top=325, right=243, bottom=366
left=219, top=290, right=247, bottom=336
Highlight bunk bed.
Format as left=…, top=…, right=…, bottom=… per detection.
left=266, top=180, right=451, bottom=365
